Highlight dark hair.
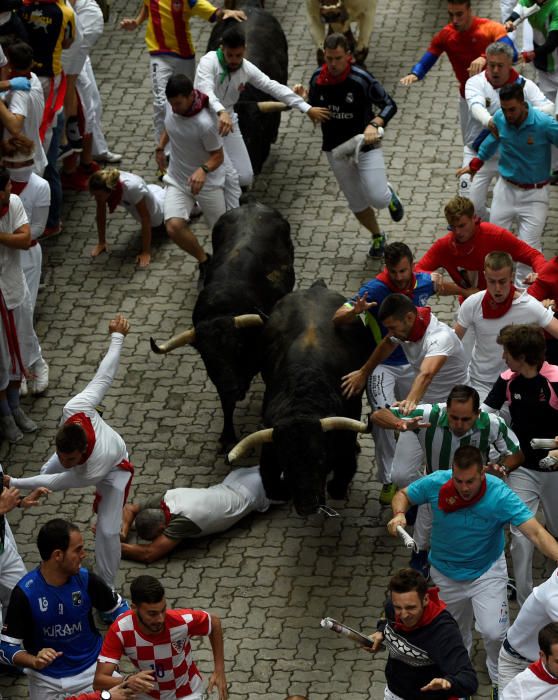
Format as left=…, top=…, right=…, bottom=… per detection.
left=4, top=41, right=33, bottom=71
left=37, top=519, right=79, bottom=561
left=378, top=293, right=417, bottom=323
left=447, top=385, right=480, bottom=412
left=384, top=242, right=413, bottom=268
left=539, top=622, right=558, bottom=656
left=0, top=166, right=10, bottom=191
left=389, top=568, right=428, bottom=598
left=135, top=508, right=166, bottom=541
left=55, top=423, right=88, bottom=454
left=130, top=575, right=165, bottom=605
left=499, top=82, right=525, bottom=103
left=323, top=32, right=349, bottom=52
left=453, top=445, right=483, bottom=473
left=165, top=74, right=193, bottom=99
left=221, top=25, right=245, bottom=48
left=497, top=324, right=546, bottom=369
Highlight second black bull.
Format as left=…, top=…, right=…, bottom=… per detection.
left=228, top=280, right=371, bottom=515
left=207, top=1, right=289, bottom=176
left=150, top=202, right=295, bottom=452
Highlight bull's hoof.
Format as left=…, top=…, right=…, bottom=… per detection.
left=353, top=48, right=368, bottom=66
left=327, top=480, right=348, bottom=500
left=316, top=48, right=325, bottom=66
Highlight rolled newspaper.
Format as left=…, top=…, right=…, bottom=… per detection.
left=530, top=438, right=558, bottom=450
left=320, top=617, right=373, bottom=647
left=511, top=3, right=540, bottom=28
left=396, top=525, right=419, bottom=553
left=331, top=129, right=384, bottom=163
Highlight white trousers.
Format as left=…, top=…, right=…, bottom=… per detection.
left=430, top=553, right=509, bottom=684
left=366, top=363, right=415, bottom=484
left=76, top=56, right=108, bottom=155
left=224, top=114, right=254, bottom=188
left=536, top=70, right=558, bottom=171
left=459, top=96, right=482, bottom=196
left=463, top=146, right=500, bottom=221
left=28, top=660, right=96, bottom=700
left=500, top=0, right=534, bottom=50
left=384, top=688, right=404, bottom=700
left=7, top=285, right=42, bottom=382
left=0, top=521, right=26, bottom=627
left=326, top=147, right=391, bottom=213
left=489, top=178, right=548, bottom=285
left=498, top=644, right=530, bottom=691
left=508, top=467, right=558, bottom=606
left=150, top=54, right=195, bottom=143
left=94, top=467, right=133, bottom=588
left=21, top=244, right=43, bottom=313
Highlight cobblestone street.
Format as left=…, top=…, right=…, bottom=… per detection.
left=0, top=0, right=556, bottom=697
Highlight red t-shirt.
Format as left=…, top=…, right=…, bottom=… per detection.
left=528, top=257, right=558, bottom=301
left=98, top=609, right=211, bottom=699
left=429, top=17, right=507, bottom=95
left=416, top=222, right=546, bottom=292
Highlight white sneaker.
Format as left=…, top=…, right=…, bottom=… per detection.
left=0, top=414, right=23, bottom=443
left=93, top=150, right=122, bottom=163
left=20, top=376, right=28, bottom=397
left=11, top=406, right=37, bottom=433
left=31, top=357, right=49, bottom=394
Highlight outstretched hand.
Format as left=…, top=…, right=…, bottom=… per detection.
left=109, top=314, right=130, bottom=336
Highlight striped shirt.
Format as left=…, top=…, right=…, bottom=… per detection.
left=390, top=402, right=520, bottom=472
left=144, top=0, right=217, bottom=59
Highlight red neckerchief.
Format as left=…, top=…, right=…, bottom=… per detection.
left=528, top=659, right=558, bottom=685
left=0, top=203, right=9, bottom=217
left=184, top=89, right=209, bottom=117
left=394, top=587, right=446, bottom=631
left=406, top=306, right=432, bottom=342
left=10, top=180, right=28, bottom=196
left=481, top=285, right=516, bottom=319
left=376, top=268, right=417, bottom=297
left=160, top=499, right=171, bottom=525
left=316, top=58, right=353, bottom=85
left=8, top=70, right=32, bottom=79
left=107, top=179, right=123, bottom=213
left=64, top=412, right=96, bottom=463
left=438, top=475, right=487, bottom=513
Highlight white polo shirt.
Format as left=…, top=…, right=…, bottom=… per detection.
left=0, top=195, right=29, bottom=309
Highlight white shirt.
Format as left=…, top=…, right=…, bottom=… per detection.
left=194, top=50, right=311, bottom=116
left=507, top=569, right=558, bottom=662
left=164, top=466, right=270, bottom=536
left=0, top=194, right=29, bottom=309
left=390, top=314, right=467, bottom=403
left=164, top=106, right=225, bottom=188
left=15, top=171, right=51, bottom=240
left=10, top=334, right=128, bottom=491
left=74, top=0, right=103, bottom=49
left=465, top=71, right=553, bottom=144
left=502, top=666, right=558, bottom=699
left=457, top=290, right=554, bottom=387
left=119, top=171, right=163, bottom=226
left=6, top=73, right=48, bottom=176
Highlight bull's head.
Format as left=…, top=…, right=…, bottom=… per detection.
left=228, top=416, right=367, bottom=515
left=319, top=0, right=348, bottom=24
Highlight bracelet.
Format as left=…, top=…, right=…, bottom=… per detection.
left=155, top=146, right=164, bottom=152
left=393, top=511, right=406, bottom=516
left=200, top=164, right=210, bottom=173
left=369, top=121, right=382, bottom=129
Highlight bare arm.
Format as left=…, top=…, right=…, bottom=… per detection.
left=340, top=336, right=397, bottom=398
left=207, top=614, right=227, bottom=700
left=121, top=534, right=180, bottom=564
left=91, top=198, right=108, bottom=258
left=387, top=489, right=412, bottom=535
left=453, top=322, right=467, bottom=340
left=0, top=102, right=24, bottom=136
left=188, top=147, right=224, bottom=196
left=133, top=197, right=152, bottom=267
left=544, top=316, right=558, bottom=340
left=0, top=223, right=31, bottom=250
left=518, top=517, right=558, bottom=562
left=370, top=407, right=429, bottom=432
left=120, top=2, right=147, bottom=29
left=398, top=355, right=448, bottom=414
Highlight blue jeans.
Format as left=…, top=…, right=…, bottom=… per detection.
left=44, top=112, right=63, bottom=228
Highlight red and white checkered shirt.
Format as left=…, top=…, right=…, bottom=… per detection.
left=98, top=609, right=211, bottom=699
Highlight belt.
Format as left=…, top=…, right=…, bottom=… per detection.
left=504, top=178, right=549, bottom=190
left=503, top=637, right=530, bottom=662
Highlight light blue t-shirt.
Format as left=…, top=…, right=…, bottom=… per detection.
left=407, top=470, right=533, bottom=581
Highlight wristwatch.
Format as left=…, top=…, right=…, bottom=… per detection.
left=100, top=691, right=112, bottom=700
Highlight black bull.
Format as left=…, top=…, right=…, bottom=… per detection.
left=150, top=202, right=295, bottom=452
left=207, top=2, right=289, bottom=176
left=228, top=280, right=371, bottom=515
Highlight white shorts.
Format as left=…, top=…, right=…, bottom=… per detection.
left=28, top=660, right=96, bottom=700
left=163, top=180, right=226, bottom=230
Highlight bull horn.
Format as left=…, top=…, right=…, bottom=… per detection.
left=256, top=101, right=290, bottom=113
left=150, top=329, right=196, bottom=354
left=320, top=417, right=368, bottom=433
left=233, top=314, right=265, bottom=329
left=228, top=428, right=274, bottom=463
